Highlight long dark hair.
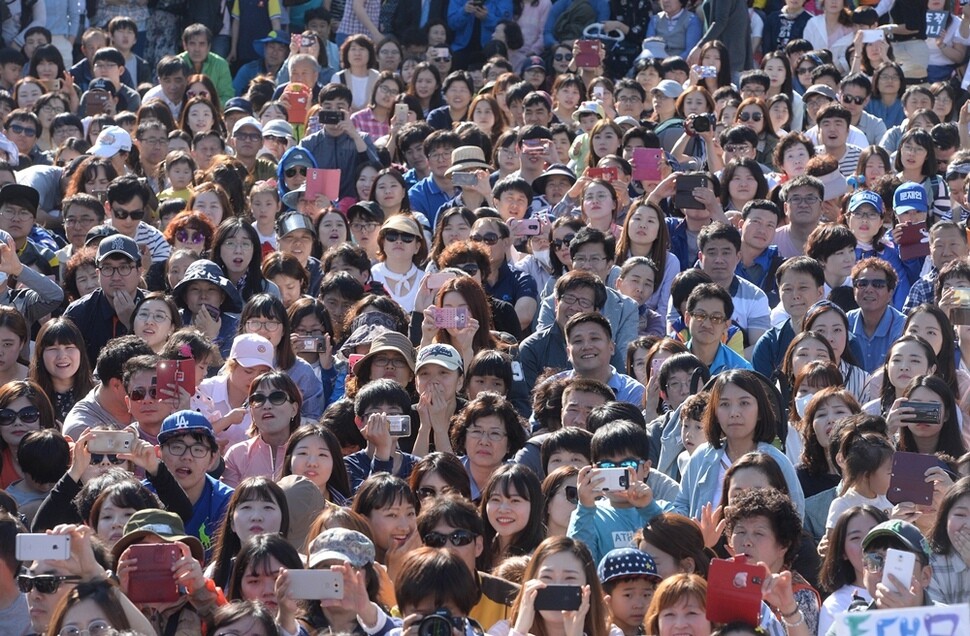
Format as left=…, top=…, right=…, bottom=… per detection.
left=281, top=425, right=351, bottom=502
left=29, top=318, right=94, bottom=412
left=225, top=533, right=303, bottom=601
left=930, top=476, right=970, bottom=556
left=238, top=294, right=296, bottom=370
left=478, top=463, right=545, bottom=570
left=615, top=198, right=669, bottom=274
left=903, top=304, right=961, bottom=401
left=212, top=217, right=267, bottom=302
left=818, top=505, right=888, bottom=593
left=898, top=375, right=968, bottom=456
left=878, top=334, right=937, bottom=414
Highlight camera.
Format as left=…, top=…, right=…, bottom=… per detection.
left=688, top=112, right=716, bottom=133
left=319, top=110, right=344, bottom=125
left=418, top=610, right=469, bottom=636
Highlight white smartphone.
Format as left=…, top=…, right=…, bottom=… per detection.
left=287, top=570, right=344, bottom=600
left=16, top=534, right=71, bottom=561
left=882, top=548, right=916, bottom=588
left=87, top=430, right=135, bottom=454
left=861, top=29, right=885, bottom=44
left=594, top=467, right=630, bottom=492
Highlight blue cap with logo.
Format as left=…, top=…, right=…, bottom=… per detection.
left=158, top=410, right=216, bottom=446
left=848, top=190, right=883, bottom=214
left=597, top=547, right=662, bottom=584
left=893, top=182, right=928, bottom=214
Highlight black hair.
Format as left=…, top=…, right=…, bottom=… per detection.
left=540, top=427, right=593, bottom=476
left=95, top=335, right=154, bottom=382
left=587, top=403, right=646, bottom=433
left=591, top=420, right=650, bottom=463
left=354, top=378, right=412, bottom=418
left=17, top=429, right=69, bottom=484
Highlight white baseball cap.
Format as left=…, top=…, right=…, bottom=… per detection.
left=90, top=125, right=132, bottom=158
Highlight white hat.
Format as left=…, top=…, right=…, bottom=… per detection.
left=231, top=116, right=263, bottom=137
left=91, top=126, right=132, bottom=158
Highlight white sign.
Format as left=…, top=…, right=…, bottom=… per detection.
left=835, top=603, right=970, bottom=636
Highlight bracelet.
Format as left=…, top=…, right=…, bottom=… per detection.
left=781, top=606, right=800, bottom=619
left=782, top=609, right=804, bottom=629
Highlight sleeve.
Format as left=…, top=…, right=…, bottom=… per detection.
left=684, top=14, right=703, bottom=54
left=231, top=0, right=241, bottom=18
left=145, top=463, right=195, bottom=523
left=745, top=291, right=772, bottom=333
left=518, top=338, right=542, bottom=390
left=566, top=504, right=604, bottom=563
left=535, top=294, right=555, bottom=331
left=215, top=61, right=236, bottom=107
left=299, top=367, right=325, bottom=420
left=513, top=271, right=538, bottom=304
left=594, top=0, right=609, bottom=21
left=13, top=1, right=46, bottom=47
left=612, top=297, right=638, bottom=369
left=30, top=473, right=83, bottom=531
left=15, top=266, right=65, bottom=326
left=671, top=451, right=696, bottom=516
left=511, top=441, right=544, bottom=477
left=802, top=18, right=826, bottom=51
left=448, top=0, right=472, bottom=31
left=268, top=0, right=283, bottom=20
left=543, top=0, right=565, bottom=49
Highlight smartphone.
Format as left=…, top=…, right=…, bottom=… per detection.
left=307, top=114, right=323, bottom=136
left=900, top=401, right=942, bottom=425
left=522, top=139, right=544, bottom=151
left=586, top=167, right=618, bottom=182
left=861, top=29, right=885, bottom=44
left=40, top=78, right=61, bottom=93
left=295, top=336, right=324, bottom=353
left=897, top=221, right=929, bottom=260
left=594, top=467, right=630, bottom=492
left=201, top=303, right=221, bottom=323
left=888, top=451, right=943, bottom=505
left=157, top=358, right=197, bottom=397
left=706, top=557, right=766, bottom=627
left=125, top=544, right=181, bottom=604
left=301, top=36, right=315, bottom=48
left=286, top=83, right=310, bottom=124
left=632, top=147, right=664, bottom=181
left=426, top=272, right=456, bottom=290
left=431, top=47, right=451, bottom=60
left=348, top=354, right=365, bottom=376
left=592, top=86, right=605, bottom=99
left=952, top=288, right=970, bottom=325
left=319, top=110, right=344, bottom=125
left=650, top=358, right=664, bottom=375
left=511, top=360, right=524, bottom=382
left=387, top=415, right=412, bottom=438
left=87, top=430, right=135, bottom=454
left=575, top=40, right=600, bottom=68
left=394, top=103, right=409, bottom=125
left=434, top=306, right=468, bottom=330
left=534, top=585, right=582, bottom=611
left=451, top=172, right=479, bottom=187
left=16, top=534, right=71, bottom=561
left=84, top=92, right=107, bottom=116
left=510, top=218, right=541, bottom=237
left=287, top=570, right=344, bottom=600
left=882, top=548, right=916, bottom=588
left=675, top=174, right=709, bottom=210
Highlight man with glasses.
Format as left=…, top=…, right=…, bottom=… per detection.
left=230, top=116, right=276, bottom=181
left=684, top=283, right=752, bottom=374
left=3, top=109, right=47, bottom=168
left=409, top=130, right=460, bottom=220
left=847, top=257, right=904, bottom=373
left=838, top=73, right=886, bottom=146
left=104, top=175, right=170, bottom=264
left=88, top=47, right=141, bottom=112
left=417, top=495, right=518, bottom=627
left=775, top=175, right=825, bottom=258
left=0, top=183, right=59, bottom=287
left=56, top=194, right=104, bottom=278
left=63, top=335, right=154, bottom=439
left=738, top=70, right=770, bottom=101
left=614, top=79, right=647, bottom=120
left=134, top=121, right=171, bottom=193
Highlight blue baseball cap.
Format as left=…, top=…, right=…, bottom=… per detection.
left=597, top=548, right=662, bottom=584
left=893, top=182, right=928, bottom=214
left=254, top=31, right=290, bottom=58
left=158, top=410, right=216, bottom=446
left=848, top=190, right=883, bottom=214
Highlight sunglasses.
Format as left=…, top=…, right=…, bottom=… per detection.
left=597, top=458, right=640, bottom=470
left=841, top=94, right=866, bottom=106
left=111, top=207, right=145, bottom=221
left=552, top=233, right=576, bottom=250
left=175, top=229, right=205, bottom=244
left=854, top=278, right=888, bottom=289
left=455, top=263, right=480, bottom=276
left=285, top=166, right=308, bottom=178
left=384, top=230, right=417, bottom=243
left=738, top=111, right=762, bottom=123
left=0, top=406, right=40, bottom=427
left=434, top=56, right=452, bottom=63
left=90, top=453, right=127, bottom=465
left=8, top=124, right=36, bottom=137
left=128, top=386, right=158, bottom=401
left=423, top=529, right=478, bottom=548
left=554, top=53, right=573, bottom=62
left=470, top=232, right=500, bottom=246
left=249, top=390, right=290, bottom=407
left=18, top=574, right=82, bottom=594
left=564, top=485, right=578, bottom=504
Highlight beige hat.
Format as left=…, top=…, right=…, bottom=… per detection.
left=380, top=214, right=423, bottom=238
left=354, top=330, right=416, bottom=379
left=445, top=146, right=491, bottom=176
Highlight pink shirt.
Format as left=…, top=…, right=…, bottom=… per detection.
left=222, top=435, right=287, bottom=488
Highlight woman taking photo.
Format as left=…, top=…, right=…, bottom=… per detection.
left=449, top=393, right=528, bottom=500
left=29, top=318, right=94, bottom=423
left=893, top=375, right=967, bottom=456
left=419, top=275, right=508, bottom=369
left=351, top=71, right=405, bottom=139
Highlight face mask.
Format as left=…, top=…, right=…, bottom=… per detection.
left=534, top=248, right=551, bottom=270
left=795, top=392, right=815, bottom=418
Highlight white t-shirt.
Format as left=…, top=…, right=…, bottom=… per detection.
left=826, top=487, right=892, bottom=529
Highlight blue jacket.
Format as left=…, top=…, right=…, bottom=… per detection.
left=542, top=0, right=610, bottom=48
left=567, top=498, right=666, bottom=565
left=666, top=217, right=694, bottom=272
left=447, top=0, right=513, bottom=52
left=276, top=146, right=319, bottom=208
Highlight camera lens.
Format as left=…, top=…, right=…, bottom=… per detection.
left=418, top=615, right=454, bottom=636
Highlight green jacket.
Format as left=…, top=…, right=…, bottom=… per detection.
left=178, top=51, right=234, bottom=107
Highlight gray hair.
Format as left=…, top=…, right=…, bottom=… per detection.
left=288, top=53, right=320, bottom=74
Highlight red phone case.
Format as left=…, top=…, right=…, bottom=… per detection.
left=125, top=544, right=180, bottom=604
left=575, top=40, right=600, bottom=68
left=706, top=556, right=767, bottom=627
left=286, top=84, right=310, bottom=124
left=898, top=222, right=930, bottom=260
left=587, top=167, right=618, bottom=182
left=157, top=359, right=196, bottom=397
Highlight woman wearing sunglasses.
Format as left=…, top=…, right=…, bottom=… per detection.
left=542, top=465, right=579, bottom=538
left=370, top=215, right=429, bottom=313
left=222, top=371, right=303, bottom=487
left=408, top=451, right=473, bottom=509
left=276, top=146, right=316, bottom=208
left=734, top=97, right=779, bottom=170
left=0, top=380, right=56, bottom=488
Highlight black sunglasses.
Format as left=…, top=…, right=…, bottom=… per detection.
left=423, top=529, right=478, bottom=548
left=384, top=230, right=417, bottom=243
left=285, top=166, right=308, bottom=178
left=470, top=232, right=500, bottom=246
left=0, top=406, right=40, bottom=427
left=18, top=574, right=82, bottom=594
left=90, top=453, right=127, bottom=465
left=112, top=208, right=145, bottom=221
left=552, top=233, right=576, bottom=250
left=128, top=386, right=158, bottom=401
left=554, top=53, right=573, bottom=62
left=249, top=390, right=290, bottom=407
left=455, top=263, right=480, bottom=276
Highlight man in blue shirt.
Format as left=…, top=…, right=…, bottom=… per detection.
left=684, top=283, right=753, bottom=375
left=408, top=130, right=460, bottom=227
left=848, top=257, right=906, bottom=373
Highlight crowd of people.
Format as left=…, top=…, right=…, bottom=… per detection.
left=0, top=0, right=969, bottom=635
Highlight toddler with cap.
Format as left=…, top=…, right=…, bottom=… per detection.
left=599, top=547, right=663, bottom=636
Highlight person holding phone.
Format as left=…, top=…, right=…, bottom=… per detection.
left=352, top=72, right=406, bottom=139
left=172, top=259, right=243, bottom=360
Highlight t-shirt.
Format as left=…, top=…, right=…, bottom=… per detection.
left=0, top=593, right=29, bottom=636
left=826, top=488, right=892, bottom=529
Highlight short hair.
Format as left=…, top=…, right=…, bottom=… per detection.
left=775, top=255, right=825, bottom=287
left=741, top=199, right=783, bottom=222
left=540, top=427, right=593, bottom=474
left=718, top=125, right=758, bottom=148
left=569, top=226, right=615, bottom=260
left=564, top=311, right=612, bottom=341
left=698, top=222, right=741, bottom=253
left=62, top=193, right=105, bottom=221
left=354, top=379, right=411, bottom=417
left=936, top=259, right=970, bottom=302
left=781, top=175, right=824, bottom=201
left=424, top=129, right=461, bottom=156
left=107, top=175, right=149, bottom=206
left=395, top=547, right=481, bottom=614
left=670, top=269, right=714, bottom=314
left=840, top=72, right=872, bottom=95
left=92, top=47, right=125, bottom=67
left=806, top=224, right=856, bottom=262
left=561, top=376, right=615, bottom=404
left=398, top=122, right=433, bottom=153
left=851, top=256, right=897, bottom=291
left=590, top=420, right=650, bottom=461
left=553, top=270, right=607, bottom=311
left=122, top=354, right=159, bottom=388
left=95, top=335, right=153, bottom=383
left=18, top=429, right=69, bottom=484
left=686, top=282, right=734, bottom=319
left=318, top=82, right=353, bottom=106
left=181, top=23, right=213, bottom=44
left=450, top=392, right=528, bottom=458
left=681, top=392, right=709, bottom=422
left=723, top=487, right=802, bottom=568
left=322, top=243, right=372, bottom=276
left=815, top=103, right=852, bottom=126
left=931, top=122, right=961, bottom=152
left=417, top=494, right=483, bottom=538
left=492, top=177, right=534, bottom=205
left=658, top=353, right=708, bottom=394
left=739, top=70, right=770, bottom=91
left=587, top=403, right=646, bottom=433
left=156, top=55, right=189, bottom=78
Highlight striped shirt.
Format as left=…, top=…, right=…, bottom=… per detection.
left=815, top=143, right=863, bottom=178
left=730, top=275, right=772, bottom=337
left=105, top=221, right=171, bottom=263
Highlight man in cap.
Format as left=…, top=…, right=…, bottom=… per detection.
left=409, top=343, right=466, bottom=457
left=277, top=146, right=316, bottom=203
left=222, top=97, right=254, bottom=140
left=78, top=77, right=120, bottom=119
left=105, top=175, right=169, bottom=264
left=0, top=183, right=58, bottom=279
left=521, top=56, right=546, bottom=89
left=891, top=181, right=932, bottom=287
left=3, top=110, right=47, bottom=168
left=172, top=259, right=243, bottom=359
left=233, top=31, right=289, bottom=97
left=261, top=119, right=295, bottom=162
left=88, top=47, right=141, bottom=112
left=90, top=125, right=132, bottom=176
left=230, top=117, right=277, bottom=181
left=64, top=233, right=146, bottom=363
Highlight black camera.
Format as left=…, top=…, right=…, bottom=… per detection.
left=418, top=610, right=471, bottom=636
left=318, top=110, right=344, bottom=125
left=688, top=112, right=716, bottom=133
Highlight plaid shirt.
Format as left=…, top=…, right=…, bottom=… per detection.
left=93, top=1, right=150, bottom=29
left=929, top=551, right=970, bottom=605
left=350, top=108, right=389, bottom=138
left=902, top=267, right=939, bottom=314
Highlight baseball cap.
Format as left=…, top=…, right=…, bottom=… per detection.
left=231, top=116, right=263, bottom=137
left=651, top=80, right=683, bottom=100
left=893, top=182, right=928, bottom=214
left=522, top=56, right=546, bottom=73
left=88, top=78, right=117, bottom=96
left=848, top=190, right=884, bottom=214
left=862, top=519, right=931, bottom=562
left=96, top=234, right=139, bottom=264
left=254, top=31, right=290, bottom=58
left=597, top=547, right=662, bottom=585
left=228, top=333, right=275, bottom=368
left=91, top=125, right=132, bottom=158
left=112, top=508, right=205, bottom=563
left=224, top=97, right=254, bottom=116
left=416, top=343, right=463, bottom=372
left=803, top=84, right=837, bottom=102
left=308, top=528, right=376, bottom=568
left=263, top=119, right=295, bottom=141
left=158, top=409, right=216, bottom=446
left=0, top=183, right=38, bottom=215
left=85, top=225, right=120, bottom=247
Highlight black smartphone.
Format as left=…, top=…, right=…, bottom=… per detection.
left=675, top=174, right=709, bottom=210
left=534, top=585, right=582, bottom=611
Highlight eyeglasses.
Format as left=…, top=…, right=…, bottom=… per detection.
left=0, top=207, right=32, bottom=219
left=738, top=111, right=763, bottom=122
left=18, top=574, right=82, bottom=594
left=7, top=123, right=36, bottom=137
left=246, top=319, right=282, bottom=332
left=128, top=386, right=158, bottom=401
left=0, top=406, right=41, bottom=426
left=65, top=216, right=99, bottom=227
left=466, top=427, right=507, bottom=442
left=98, top=264, right=136, bottom=277
left=384, top=230, right=417, bottom=244
left=563, top=485, right=578, bottom=504
left=265, top=135, right=288, bottom=144
left=688, top=310, right=727, bottom=325
left=351, top=222, right=379, bottom=233
left=841, top=94, right=866, bottom=106
left=378, top=83, right=399, bottom=94
left=175, top=229, right=205, bottom=244
left=285, top=166, right=308, bottom=178
left=234, top=132, right=262, bottom=142
left=423, top=529, right=478, bottom=548
left=111, top=206, right=145, bottom=221
left=373, top=355, right=409, bottom=369
left=139, top=136, right=168, bottom=146
left=862, top=552, right=888, bottom=573
left=455, top=263, right=480, bottom=276
left=724, top=144, right=752, bottom=154
left=434, top=56, right=452, bottom=63
left=786, top=195, right=820, bottom=206
left=617, top=95, right=642, bottom=103
left=429, top=152, right=451, bottom=162
left=854, top=278, right=889, bottom=289
left=850, top=209, right=881, bottom=221
left=554, top=53, right=573, bottom=62
left=249, top=390, right=291, bottom=407
left=415, top=485, right=459, bottom=500
left=186, top=90, right=210, bottom=99
left=90, top=453, right=127, bottom=465
left=163, top=441, right=211, bottom=458
left=470, top=233, right=501, bottom=246
left=58, top=621, right=115, bottom=636
left=559, top=293, right=594, bottom=310
left=572, top=255, right=607, bottom=266
left=552, top=234, right=576, bottom=250
left=597, top=458, right=640, bottom=470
